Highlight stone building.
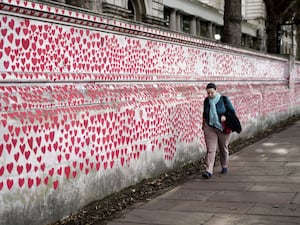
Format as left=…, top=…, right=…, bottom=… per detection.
left=35, top=0, right=297, bottom=55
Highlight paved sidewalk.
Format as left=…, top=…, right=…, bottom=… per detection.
left=107, top=120, right=300, bottom=225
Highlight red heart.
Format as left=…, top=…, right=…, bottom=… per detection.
left=0, top=144, right=3, bottom=157
left=110, top=161, right=114, bottom=169
left=0, top=166, right=4, bottom=176
left=21, top=38, right=29, bottom=49
left=43, top=177, right=48, bottom=185
left=36, top=136, right=42, bottom=147
left=57, top=167, right=62, bottom=176
left=49, top=131, right=55, bottom=142
left=40, top=163, right=45, bottom=171
left=7, top=179, right=14, bottom=190
left=4, top=46, right=11, bottom=56
left=28, top=178, right=34, bottom=188
left=48, top=168, right=54, bottom=176
left=72, top=161, right=77, bottom=168
left=14, top=152, right=19, bottom=162
left=3, top=134, right=9, bottom=142
left=30, top=24, right=36, bottom=32
left=27, top=137, right=33, bottom=149
left=15, top=127, right=20, bottom=136
left=75, top=147, right=79, bottom=155
left=1, top=28, right=7, bottom=37
left=41, top=145, right=46, bottom=153
left=18, top=178, right=25, bottom=187
left=96, top=162, right=100, bottom=171
left=79, top=162, right=84, bottom=171
left=6, top=163, right=14, bottom=173
left=64, top=166, right=71, bottom=179
left=26, top=163, right=31, bottom=172
left=103, top=162, right=108, bottom=170
left=7, top=33, right=14, bottom=44
left=19, top=143, right=25, bottom=154
left=25, top=151, right=30, bottom=160
left=53, top=142, right=59, bottom=151
left=36, top=177, right=41, bottom=186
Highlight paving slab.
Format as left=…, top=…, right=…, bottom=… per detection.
left=228, top=160, right=285, bottom=165
left=155, top=187, right=216, bottom=201
left=107, top=120, right=300, bottom=225
left=203, top=214, right=300, bottom=225
left=285, top=162, right=300, bottom=166
left=180, top=181, right=253, bottom=191
left=140, top=199, right=253, bottom=214
left=235, top=151, right=300, bottom=158
left=291, top=193, right=300, bottom=204
left=249, top=183, right=300, bottom=192
left=227, top=165, right=298, bottom=176
left=247, top=203, right=300, bottom=217
left=207, top=191, right=295, bottom=204
left=112, top=209, right=213, bottom=225
left=192, top=175, right=300, bottom=184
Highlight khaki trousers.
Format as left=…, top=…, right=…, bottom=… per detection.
left=203, top=124, right=231, bottom=174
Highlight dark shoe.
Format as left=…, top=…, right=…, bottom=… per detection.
left=202, top=171, right=212, bottom=179
left=221, top=168, right=228, bottom=174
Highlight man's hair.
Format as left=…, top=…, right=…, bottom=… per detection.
left=206, top=83, right=216, bottom=90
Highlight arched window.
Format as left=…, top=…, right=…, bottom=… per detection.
left=128, top=0, right=145, bottom=22
left=128, top=0, right=136, bottom=20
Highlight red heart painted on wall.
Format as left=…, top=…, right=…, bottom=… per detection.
left=6, top=163, right=14, bottom=173
left=53, top=180, right=59, bottom=190
left=64, top=166, right=70, bottom=179
left=26, top=163, right=31, bottom=173
left=18, top=178, right=25, bottom=188
left=0, top=166, right=4, bottom=176
left=7, top=179, right=14, bottom=190
left=28, top=178, right=34, bottom=188
left=36, top=177, right=41, bottom=187
left=21, top=38, right=29, bottom=49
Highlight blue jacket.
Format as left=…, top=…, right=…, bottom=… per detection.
left=203, top=95, right=241, bottom=133
left=203, top=95, right=235, bottom=123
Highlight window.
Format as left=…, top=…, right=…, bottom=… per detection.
left=127, top=0, right=145, bottom=22
left=182, top=14, right=190, bottom=33
left=214, top=25, right=222, bottom=40
left=164, top=7, right=171, bottom=28
left=128, top=0, right=135, bottom=20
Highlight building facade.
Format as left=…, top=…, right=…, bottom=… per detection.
left=44, top=0, right=296, bottom=54
left=44, top=0, right=264, bottom=50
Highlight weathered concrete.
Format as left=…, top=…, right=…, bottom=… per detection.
left=108, top=121, right=300, bottom=225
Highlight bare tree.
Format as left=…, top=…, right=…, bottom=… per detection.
left=222, top=0, right=242, bottom=46
left=296, top=11, right=300, bottom=60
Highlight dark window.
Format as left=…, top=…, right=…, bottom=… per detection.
left=128, top=0, right=135, bottom=20
left=164, top=7, right=171, bottom=28
left=182, top=15, right=190, bottom=33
